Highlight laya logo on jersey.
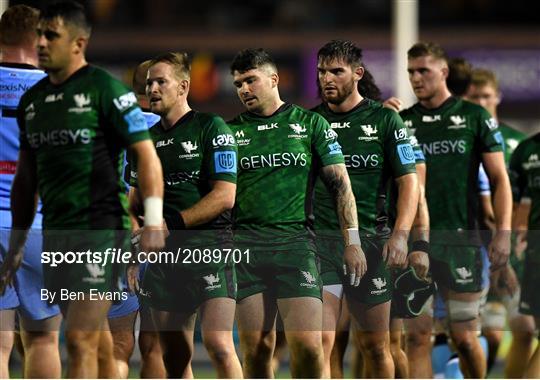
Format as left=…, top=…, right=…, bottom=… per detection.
left=394, top=128, right=408, bottom=141
left=156, top=138, right=174, bottom=148
left=358, top=125, right=378, bottom=141
left=288, top=123, right=307, bottom=139
left=328, top=142, right=342, bottom=155
left=212, top=134, right=235, bottom=148
left=485, top=117, right=498, bottom=131
left=45, top=93, right=63, bottom=103
left=214, top=151, right=237, bottom=174
left=396, top=143, right=415, bottom=165
left=257, top=123, right=278, bottom=131
left=68, top=93, right=92, bottom=113
left=324, top=129, right=338, bottom=141
left=235, top=130, right=251, bottom=146
left=330, top=122, right=350, bottom=129
left=422, top=115, right=441, bottom=123
left=113, top=92, right=138, bottom=111
left=448, top=115, right=466, bottom=129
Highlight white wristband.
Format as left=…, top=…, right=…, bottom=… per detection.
left=346, top=228, right=361, bottom=246
left=143, top=196, right=163, bottom=227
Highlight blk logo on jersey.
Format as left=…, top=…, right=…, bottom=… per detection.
left=156, top=138, right=174, bottom=148
left=45, top=93, right=63, bottom=103
left=257, top=123, right=278, bottom=131
left=422, top=115, right=441, bottom=123
left=397, top=143, right=415, bottom=165
left=330, top=122, right=350, bottom=129
left=214, top=151, right=237, bottom=174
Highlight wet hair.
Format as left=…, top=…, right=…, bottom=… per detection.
left=470, top=68, right=499, bottom=92
left=40, top=0, right=91, bottom=37
left=0, top=5, right=39, bottom=47
left=149, top=52, right=191, bottom=81
left=447, top=57, right=472, bottom=96
left=230, top=48, right=277, bottom=75
left=407, top=41, right=448, bottom=63
left=317, top=39, right=382, bottom=101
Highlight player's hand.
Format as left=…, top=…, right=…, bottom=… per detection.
left=491, top=263, right=518, bottom=297
left=513, top=232, right=527, bottom=260
left=382, top=97, right=403, bottom=112
left=408, top=250, right=429, bottom=279
left=383, top=231, right=408, bottom=269
left=131, top=228, right=143, bottom=252
left=488, top=230, right=511, bottom=270
left=343, top=244, right=367, bottom=287
left=126, top=263, right=140, bottom=294
left=0, top=249, right=23, bottom=296
left=139, top=225, right=166, bottom=253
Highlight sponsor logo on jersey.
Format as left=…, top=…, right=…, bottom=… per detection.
left=324, top=129, right=338, bottom=140
left=421, top=139, right=466, bottom=156
left=523, top=153, right=540, bottom=170
left=344, top=154, right=379, bottom=168
left=328, top=142, right=342, bottom=155
left=235, top=130, right=251, bottom=146
left=179, top=141, right=200, bottom=159
left=371, top=277, right=387, bottom=295
left=156, top=138, right=174, bottom=148
left=0, top=83, right=32, bottom=93
left=422, top=115, right=441, bottom=122
left=359, top=125, right=378, bottom=141
left=164, top=170, right=200, bottom=186
left=257, top=123, right=278, bottom=131
left=455, top=267, right=473, bottom=284
left=330, top=122, right=350, bottom=129
left=69, top=93, right=92, bottom=113
left=45, top=93, right=63, bottom=103
left=26, top=128, right=92, bottom=148
left=404, top=120, right=413, bottom=128
left=124, top=108, right=148, bottom=134
left=83, top=264, right=106, bottom=284
left=288, top=123, right=308, bottom=139
left=448, top=115, right=466, bottom=129
left=240, top=152, right=307, bottom=170
left=212, top=133, right=235, bottom=147
left=300, top=271, right=317, bottom=288
left=397, top=143, right=415, bottom=165
left=113, top=92, right=138, bottom=111
left=203, top=273, right=222, bottom=291
left=214, top=151, right=237, bottom=174
left=485, top=117, right=498, bottom=130
left=24, top=102, right=35, bottom=120
left=394, top=127, right=408, bottom=140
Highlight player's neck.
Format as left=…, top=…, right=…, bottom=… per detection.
left=0, top=46, right=38, bottom=67
left=327, top=92, right=363, bottom=113
left=48, top=56, right=88, bottom=85
left=257, top=96, right=285, bottom=117
left=419, top=87, right=452, bottom=109
left=162, top=102, right=192, bottom=130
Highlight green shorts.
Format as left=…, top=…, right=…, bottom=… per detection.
left=316, top=236, right=343, bottom=286
left=140, top=239, right=237, bottom=312
left=519, top=253, right=540, bottom=317
left=42, top=230, right=128, bottom=302
left=430, top=245, right=483, bottom=293
left=344, top=237, right=392, bottom=305
left=235, top=241, right=322, bottom=301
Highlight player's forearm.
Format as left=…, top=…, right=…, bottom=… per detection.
left=491, top=174, right=513, bottom=231
left=179, top=183, right=236, bottom=228
left=393, top=174, right=419, bottom=236
left=128, top=187, right=142, bottom=231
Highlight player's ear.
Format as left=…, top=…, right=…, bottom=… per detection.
left=354, top=66, right=365, bottom=82
left=73, top=36, right=88, bottom=55
left=270, top=72, right=279, bottom=88
left=179, top=79, right=190, bottom=96
left=441, top=66, right=449, bottom=80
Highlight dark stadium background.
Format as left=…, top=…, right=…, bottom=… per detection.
left=4, top=0, right=540, bottom=377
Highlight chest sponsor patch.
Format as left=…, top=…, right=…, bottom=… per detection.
left=214, top=151, right=237, bottom=174
left=397, top=143, right=415, bottom=165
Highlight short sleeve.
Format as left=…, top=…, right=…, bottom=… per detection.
left=311, top=113, right=345, bottom=166
left=477, top=107, right=504, bottom=153
left=383, top=111, right=417, bottom=178
left=203, top=115, right=237, bottom=183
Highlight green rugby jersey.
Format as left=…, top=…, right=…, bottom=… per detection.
left=400, top=97, right=504, bottom=244
left=499, top=122, right=527, bottom=164
left=228, top=103, right=344, bottom=244
left=510, top=133, right=540, bottom=260
left=18, top=65, right=150, bottom=230
left=129, top=111, right=237, bottom=237
left=312, top=100, right=417, bottom=237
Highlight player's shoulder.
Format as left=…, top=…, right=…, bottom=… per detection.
left=194, top=111, right=226, bottom=126
left=290, top=103, right=329, bottom=124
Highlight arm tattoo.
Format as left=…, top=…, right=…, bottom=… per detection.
left=321, top=164, right=358, bottom=229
